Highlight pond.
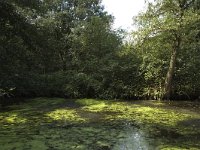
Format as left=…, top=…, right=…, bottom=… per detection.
left=0, top=98, right=200, bottom=150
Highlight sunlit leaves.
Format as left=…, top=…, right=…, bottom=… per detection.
left=132, top=0, right=200, bottom=99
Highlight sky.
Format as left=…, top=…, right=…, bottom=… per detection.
left=101, top=0, right=147, bottom=31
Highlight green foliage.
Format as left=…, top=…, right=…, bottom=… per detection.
left=0, top=0, right=123, bottom=100
left=0, top=0, right=199, bottom=101
left=132, top=0, right=200, bottom=100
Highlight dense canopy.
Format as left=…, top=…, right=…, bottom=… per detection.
left=0, top=0, right=200, bottom=103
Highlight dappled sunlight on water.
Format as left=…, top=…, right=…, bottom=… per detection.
left=0, top=98, right=200, bottom=149
left=46, top=108, right=86, bottom=122
left=113, top=122, right=154, bottom=150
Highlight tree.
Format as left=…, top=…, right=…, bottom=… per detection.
left=133, top=0, right=200, bottom=100
left=0, top=0, right=125, bottom=99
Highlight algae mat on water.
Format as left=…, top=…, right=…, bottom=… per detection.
left=0, top=98, right=200, bottom=150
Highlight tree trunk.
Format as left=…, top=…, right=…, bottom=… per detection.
left=163, top=31, right=181, bottom=100
left=59, top=52, right=67, bottom=71
left=62, top=60, right=67, bottom=71
left=163, top=49, right=177, bottom=100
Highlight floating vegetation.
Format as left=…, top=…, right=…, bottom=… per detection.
left=0, top=98, right=200, bottom=149
left=46, top=109, right=86, bottom=122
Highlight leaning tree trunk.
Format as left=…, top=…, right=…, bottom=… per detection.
left=163, top=49, right=177, bottom=100
left=163, top=34, right=181, bottom=100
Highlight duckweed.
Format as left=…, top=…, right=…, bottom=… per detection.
left=46, top=109, right=86, bottom=122
left=0, top=98, right=200, bottom=149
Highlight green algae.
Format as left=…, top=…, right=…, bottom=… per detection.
left=46, top=108, right=86, bottom=122
left=105, top=104, right=192, bottom=127
left=0, top=98, right=200, bottom=149
left=0, top=113, right=27, bottom=124
left=76, top=98, right=107, bottom=106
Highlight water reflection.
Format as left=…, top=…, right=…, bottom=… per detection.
left=113, top=123, right=154, bottom=150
